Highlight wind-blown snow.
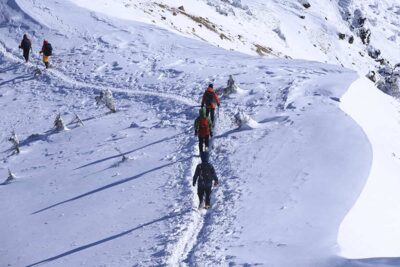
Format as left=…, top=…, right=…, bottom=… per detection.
left=1, top=0, right=400, bottom=266
left=339, top=78, right=400, bottom=259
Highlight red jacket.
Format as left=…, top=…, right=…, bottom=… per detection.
left=201, top=87, right=220, bottom=109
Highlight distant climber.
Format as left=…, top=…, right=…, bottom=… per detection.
left=201, top=84, right=220, bottom=126
left=192, top=152, right=219, bottom=209
left=39, top=39, right=52, bottom=69
left=18, top=34, right=32, bottom=63
left=194, top=107, right=212, bottom=154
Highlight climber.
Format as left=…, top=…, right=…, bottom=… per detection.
left=194, top=107, right=213, bottom=155
left=192, top=152, right=219, bottom=209
left=39, top=39, right=52, bottom=69
left=19, top=34, right=32, bottom=63
left=201, top=84, right=220, bottom=126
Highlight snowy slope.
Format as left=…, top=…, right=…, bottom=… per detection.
left=1, top=0, right=400, bottom=266
left=68, top=0, right=400, bottom=73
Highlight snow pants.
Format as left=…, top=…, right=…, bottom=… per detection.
left=43, top=55, right=49, bottom=68
left=23, top=49, right=30, bottom=62
left=198, top=136, right=209, bottom=154
left=206, top=108, right=215, bottom=126
left=198, top=185, right=212, bottom=206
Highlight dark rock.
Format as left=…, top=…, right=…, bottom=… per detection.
left=338, top=33, right=346, bottom=40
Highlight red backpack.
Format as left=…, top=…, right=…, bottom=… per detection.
left=198, top=117, right=210, bottom=137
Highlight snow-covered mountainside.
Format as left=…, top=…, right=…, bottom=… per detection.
left=1, top=0, right=400, bottom=266
left=69, top=0, right=400, bottom=93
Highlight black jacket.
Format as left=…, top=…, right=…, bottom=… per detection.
left=20, top=37, right=31, bottom=51
left=193, top=162, right=218, bottom=188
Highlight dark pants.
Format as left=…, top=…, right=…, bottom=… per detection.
left=198, top=186, right=212, bottom=206
left=198, top=136, right=209, bottom=154
left=23, top=49, right=30, bottom=62
left=206, top=108, right=215, bottom=126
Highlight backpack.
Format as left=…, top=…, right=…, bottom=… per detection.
left=44, top=43, right=53, bottom=56
left=198, top=117, right=210, bottom=137
left=21, top=38, right=31, bottom=50
left=205, top=91, right=214, bottom=107
left=198, top=163, right=212, bottom=187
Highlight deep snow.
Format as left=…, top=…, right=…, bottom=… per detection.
left=1, top=0, right=400, bottom=266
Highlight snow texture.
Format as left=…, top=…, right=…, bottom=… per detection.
left=0, top=0, right=400, bottom=266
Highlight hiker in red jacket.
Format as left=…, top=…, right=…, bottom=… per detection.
left=194, top=107, right=213, bottom=154
left=201, top=84, right=220, bottom=126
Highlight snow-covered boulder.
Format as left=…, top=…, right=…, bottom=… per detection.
left=234, top=110, right=259, bottom=129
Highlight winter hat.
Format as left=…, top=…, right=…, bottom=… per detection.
left=200, top=151, right=209, bottom=163
left=208, top=84, right=213, bottom=88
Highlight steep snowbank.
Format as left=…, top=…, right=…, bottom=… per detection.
left=339, top=78, right=400, bottom=258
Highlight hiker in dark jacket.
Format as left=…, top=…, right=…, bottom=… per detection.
left=19, top=34, right=32, bottom=62
left=201, top=84, right=220, bottom=126
left=192, top=152, right=219, bottom=209
left=39, top=39, right=52, bottom=69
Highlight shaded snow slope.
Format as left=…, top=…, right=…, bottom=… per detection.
left=0, top=0, right=397, bottom=266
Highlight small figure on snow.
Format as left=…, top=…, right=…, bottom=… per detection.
left=54, top=113, right=66, bottom=131
left=18, top=34, right=32, bottom=63
left=224, top=75, right=238, bottom=95
left=201, top=84, right=220, bottom=126
left=194, top=107, right=213, bottom=154
left=3, top=169, right=16, bottom=184
left=95, top=89, right=116, bottom=113
left=8, top=130, right=20, bottom=154
left=39, top=39, right=52, bottom=69
left=192, top=152, right=219, bottom=209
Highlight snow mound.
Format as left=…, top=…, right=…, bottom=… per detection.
left=234, top=110, right=259, bottom=129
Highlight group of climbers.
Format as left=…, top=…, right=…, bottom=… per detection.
left=17, top=33, right=221, bottom=210
left=193, top=84, right=220, bottom=209
left=18, top=34, right=53, bottom=68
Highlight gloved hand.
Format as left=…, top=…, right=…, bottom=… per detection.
left=194, top=131, right=198, bottom=136
left=214, top=181, right=219, bottom=187
left=210, top=131, right=213, bottom=137
left=192, top=182, right=196, bottom=187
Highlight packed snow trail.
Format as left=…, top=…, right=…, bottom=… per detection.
left=0, top=40, right=220, bottom=267
left=0, top=0, right=384, bottom=266
left=0, top=42, right=198, bottom=108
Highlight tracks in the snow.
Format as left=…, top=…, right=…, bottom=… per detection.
left=0, top=42, right=222, bottom=266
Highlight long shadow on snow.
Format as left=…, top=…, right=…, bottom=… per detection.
left=74, top=130, right=191, bottom=170
left=19, top=130, right=58, bottom=147
left=32, top=156, right=193, bottom=214
left=0, top=74, right=35, bottom=86
left=214, top=127, right=252, bottom=139
left=0, top=131, right=55, bottom=154
left=26, top=210, right=190, bottom=267
left=0, top=62, right=20, bottom=73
